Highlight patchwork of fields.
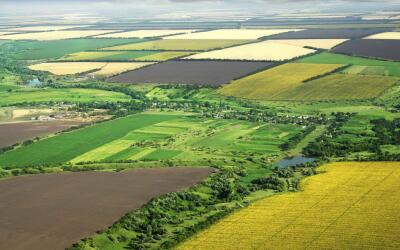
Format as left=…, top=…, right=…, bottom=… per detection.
left=1, top=23, right=400, bottom=250
left=0, top=112, right=304, bottom=167
left=89, top=62, right=154, bottom=76
left=101, top=39, right=250, bottom=51
left=7, top=38, right=145, bottom=60
left=62, top=50, right=192, bottom=61
left=298, top=52, right=400, bottom=76
left=268, top=28, right=392, bottom=39
left=164, top=29, right=300, bottom=40
left=0, top=30, right=118, bottom=40
left=178, top=162, right=400, bottom=249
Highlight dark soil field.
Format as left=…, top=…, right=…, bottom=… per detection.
left=0, top=121, right=83, bottom=148
left=332, top=39, right=400, bottom=61
left=268, top=28, right=392, bottom=39
left=108, top=60, right=273, bottom=86
left=0, top=167, right=213, bottom=250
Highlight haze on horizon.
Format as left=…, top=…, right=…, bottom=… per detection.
left=1, top=0, right=400, bottom=19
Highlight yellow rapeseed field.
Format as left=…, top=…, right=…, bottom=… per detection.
left=178, top=162, right=400, bottom=250
left=184, top=40, right=316, bottom=61
left=219, top=63, right=342, bottom=100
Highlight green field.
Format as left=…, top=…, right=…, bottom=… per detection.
left=5, top=38, right=145, bottom=60
left=0, top=86, right=131, bottom=106
left=0, top=113, right=177, bottom=167
left=101, top=39, right=251, bottom=51
left=0, top=112, right=303, bottom=167
left=63, top=50, right=192, bottom=61
left=219, top=63, right=343, bottom=101
left=298, top=52, right=400, bottom=76
left=277, top=73, right=398, bottom=101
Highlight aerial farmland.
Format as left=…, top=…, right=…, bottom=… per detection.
left=0, top=1, right=399, bottom=250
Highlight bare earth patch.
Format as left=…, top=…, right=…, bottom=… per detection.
left=0, top=167, right=213, bottom=250
left=0, top=121, right=83, bottom=147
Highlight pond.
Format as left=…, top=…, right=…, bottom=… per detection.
left=275, top=156, right=315, bottom=168
left=26, top=78, right=42, bottom=87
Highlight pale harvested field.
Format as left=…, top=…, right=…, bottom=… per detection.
left=184, top=40, right=316, bottom=61
left=366, top=32, right=400, bottom=40
left=29, top=62, right=107, bottom=75
left=165, top=29, right=301, bottom=40
left=8, top=25, right=90, bottom=31
left=179, top=162, right=400, bottom=250
left=272, top=39, right=348, bottom=49
left=30, top=62, right=153, bottom=76
left=12, top=108, right=53, bottom=119
left=0, top=30, right=117, bottom=40
left=96, top=29, right=197, bottom=38
left=89, top=62, right=154, bottom=76
left=0, top=32, right=13, bottom=36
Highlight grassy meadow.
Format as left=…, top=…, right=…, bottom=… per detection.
left=0, top=86, right=131, bottom=106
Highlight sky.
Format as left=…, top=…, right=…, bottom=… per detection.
left=0, top=0, right=399, bottom=18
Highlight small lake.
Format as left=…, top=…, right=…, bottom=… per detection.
left=275, top=156, right=315, bottom=168
left=26, top=78, right=42, bottom=87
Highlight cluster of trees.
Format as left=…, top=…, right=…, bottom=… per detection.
left=250, top=161, right=320, bottom=193
left=69, top=101, right=147, bottom=117
left=304, top=114, right=400, bottom=159
left=371, top=118, right=400, bottom=145
left=303, top=112, right=355, bottom=157
left=280, top=125, right=316, bottom=150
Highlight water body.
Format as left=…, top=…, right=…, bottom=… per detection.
left=275, top=156, right=315, bottom=168
left=26, top=78, right=42, bottom=87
